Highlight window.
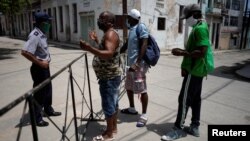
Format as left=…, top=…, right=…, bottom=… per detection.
left=224, top=16, right=229, bottom=26
left=59, top=6, right=63, bottom=32
left=226, top=0, right=231, bottom=9
left=157, top=17, right=165, bottom=30
left=72, top=3, right=78, bottom=33
left=214, top=0, right=222, bottom=8
left=232, top=0, right=240, bottom=10
left=230, top=16, right=238, bottom=26
left=156, top=3, right=164, bottom=9
left=208, top=0, right=212, bottom=8
left=21, top=14, right=24, bottom=30
left=178, top=5, right=184, bottom=33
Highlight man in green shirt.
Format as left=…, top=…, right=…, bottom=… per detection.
left=161, top=4, right=214, bottom=141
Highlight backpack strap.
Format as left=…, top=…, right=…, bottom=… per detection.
left=135, top=23, right=145, bottom=39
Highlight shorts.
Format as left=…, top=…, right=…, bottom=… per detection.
left=125, top=65, right=148, bottom=94
left=99, top=76, right=121, bottom=118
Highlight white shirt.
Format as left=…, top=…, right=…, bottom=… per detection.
left=22, top=27, right=51, bottom=62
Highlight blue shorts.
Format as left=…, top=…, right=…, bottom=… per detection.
left=98, top=76, right=121, bottom=118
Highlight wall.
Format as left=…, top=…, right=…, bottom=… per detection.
left=39, top=0, right=197, bottom=49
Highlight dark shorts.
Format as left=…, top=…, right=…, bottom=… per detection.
left=98, top=76, right=121, bottom=118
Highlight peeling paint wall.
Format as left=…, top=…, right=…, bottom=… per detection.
left=39, top=0, right=196, bottom=49
left=140, top=0, right=196, bottom=50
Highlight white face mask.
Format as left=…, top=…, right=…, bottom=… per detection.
left=186, top=16, right=198, bottom=27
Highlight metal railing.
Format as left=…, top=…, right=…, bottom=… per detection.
left=0, top=52, right=127, bottom=141
left=0, top=53, right=95, bottom=141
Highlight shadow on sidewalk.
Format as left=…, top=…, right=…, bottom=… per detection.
left=210, top=59, right=250, bottom=82
left=146, top=122, right=175, bottom=136
left=15, top=113, right=31, bottom=128
left=0, top=48, right=19, bottom=60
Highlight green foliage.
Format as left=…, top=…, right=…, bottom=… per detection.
left=0, top=0, right=31, bottom=14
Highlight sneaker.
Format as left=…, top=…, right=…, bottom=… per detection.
left=184, top=125, right=200, bottom=137
left=161, top=127, right=187, bottom=141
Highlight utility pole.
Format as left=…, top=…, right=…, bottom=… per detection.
left=122, top=0, right=127, bottom=42
left=243, top=11, right=250, bottom=49
left=11, top=0, right=16, bottom=37
left=240, top=0, right=248, bottom=49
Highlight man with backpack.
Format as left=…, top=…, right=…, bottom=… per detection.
left=161, top=4, right=214, bottom=141
left=120, top=9, right=149, bottom=127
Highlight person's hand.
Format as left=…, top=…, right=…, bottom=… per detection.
left=181, top=69, right=188, bottom=77
left=40, top=60, right=49, bottom=69
left=89, top=31, right=98, bottom=43
left=172, top=48, right=185, bottom=56
left=80, top=40, right=91, bottom=51
left=129, top=63, right=140, bottom=72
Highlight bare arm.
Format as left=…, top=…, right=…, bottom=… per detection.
left=80, top=30, right=119, bottom=59
left=172, top=46, right=207, bottom=58
left=136, top=38, right=148, bottom=64
left=21, top=50, right=49, bottom=69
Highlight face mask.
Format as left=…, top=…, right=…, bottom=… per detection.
left=126, top=19, right=131, bottom=29
left=97, top=20, right=106, bottom=30
left=41, top=22, right=50, bottom=33
left=186, top=16, right=197, bottom=27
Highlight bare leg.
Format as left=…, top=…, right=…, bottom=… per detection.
left=127, top=90, right=135, bottom=108
left=103, top=115, right=114, bottom=138
left=141, top=92, right=148, bottom=114
left=112, top=110, right=118, bottom=134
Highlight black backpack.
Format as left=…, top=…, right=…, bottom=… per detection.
left=136, top=24, right=160, bottom=67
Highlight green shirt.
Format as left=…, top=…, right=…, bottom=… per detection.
left=181, top=21, right=211, bottom=77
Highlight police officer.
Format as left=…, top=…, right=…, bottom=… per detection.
left=22, top=12, right=61, bottom=127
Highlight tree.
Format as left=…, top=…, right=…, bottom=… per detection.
left=0, top=0, right=32, bottom=36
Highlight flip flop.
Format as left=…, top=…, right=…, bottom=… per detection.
left=92, top=135, right=115, bottom=141
left=120, top=108, right=138, bottom=115
left=136, top=116, right=148, bottom=127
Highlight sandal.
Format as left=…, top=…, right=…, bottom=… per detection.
left=120, top=108, right=138, bottom=115
left=92, top=135, right=115, bottom=141
left=136, top=116, right=148, bottom=127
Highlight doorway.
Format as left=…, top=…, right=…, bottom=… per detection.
left=80, top=13, right=95, bottom=42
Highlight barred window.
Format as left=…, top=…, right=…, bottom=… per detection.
left=157, top=17, right=165, bottom=30
left=72, top=3, right=78, bottom=33
left=230, top=16, right=238, bottom=26
left=59, top=6, right=63, bottom=32
left=224, top=16, right=229, bottom=26
left=232, top=0, right=240, bottom=10
left=226, top=0, right=231, bottom=9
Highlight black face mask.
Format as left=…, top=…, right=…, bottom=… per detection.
left=97, top=20, right=106, bottom=30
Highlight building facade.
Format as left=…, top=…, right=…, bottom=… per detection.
left=1, top=0, right=197, bottom=50
left=1, top=0, right=247, bottom=50
left=204, top=0, right=245, bottom=50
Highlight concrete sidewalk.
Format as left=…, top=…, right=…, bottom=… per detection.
left=0, top=37, right=250, bottom=141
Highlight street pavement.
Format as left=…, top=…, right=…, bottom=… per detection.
left=0, top=36, right=250, bottom=141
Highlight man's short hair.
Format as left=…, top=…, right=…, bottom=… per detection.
left=102, top=11, right=115, bottom=24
